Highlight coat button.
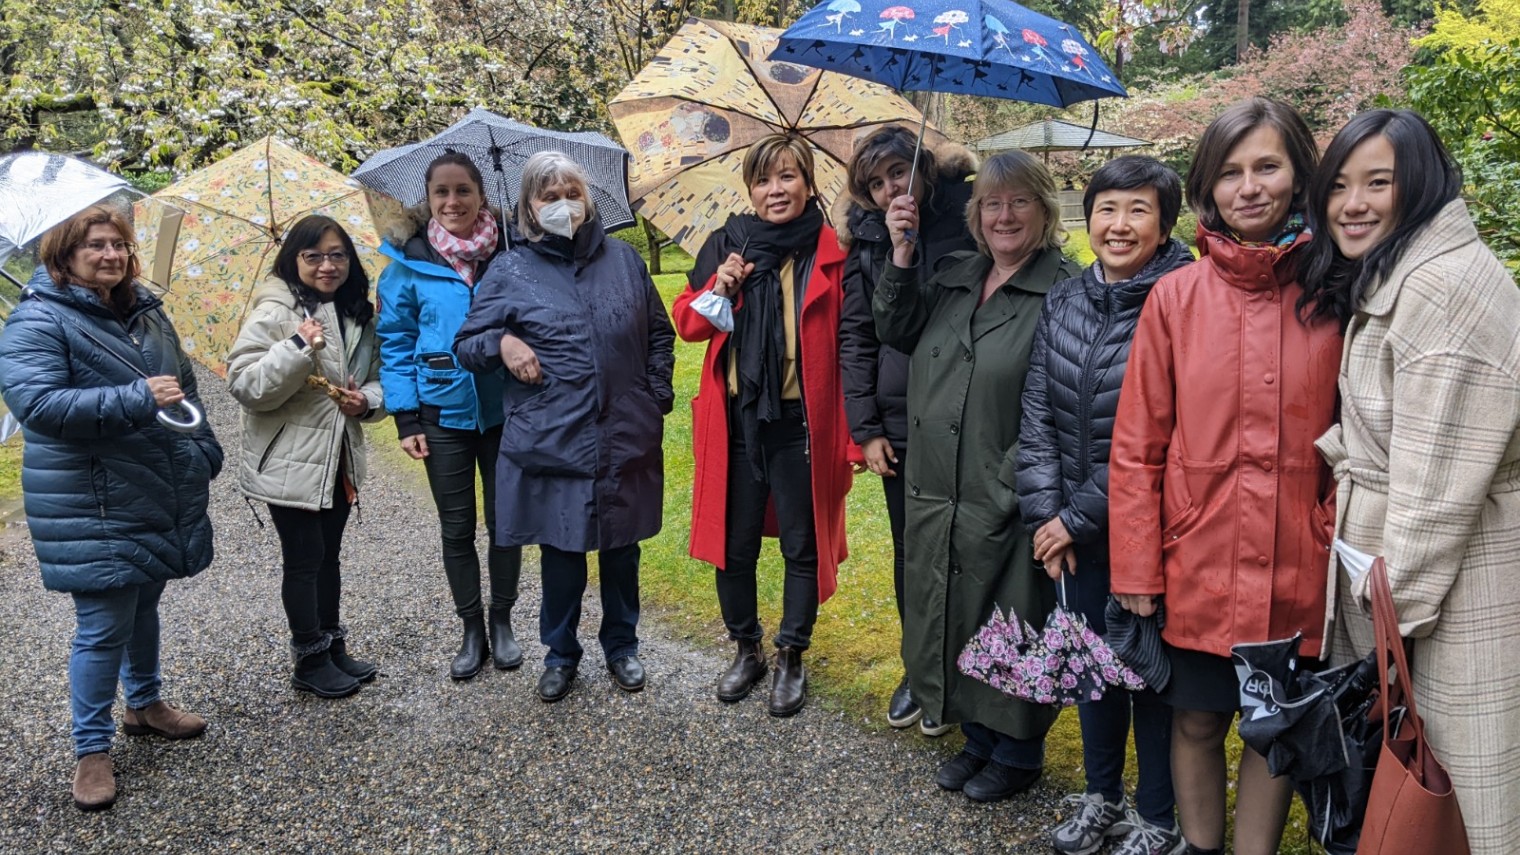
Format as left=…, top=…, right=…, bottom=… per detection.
left=1264, top=373, right=1275, bottom=384
left=948, top=496, right=956, bottom=505
left=963, top=351, right=973, bottom=362
left=931, top=346, right=941, bottom=357
left=951, top=562, right=962, bottom=575
left=949, top=423, right=959, bottom=435
left=1258, top=555, right=1269, bottom=566
left=1263, top=460, right=1274, bottom=472
left=913, top=417, right=920, bottom=427
left=911, top=485, right=921, bottom=496
left=1258, top=274, right=1270, bottom=283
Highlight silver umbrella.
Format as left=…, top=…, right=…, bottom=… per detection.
left=351, top=108, right=636, bottom=232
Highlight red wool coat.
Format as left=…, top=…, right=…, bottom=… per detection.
left=1109, top=229, right=1342, bottom=658
left=671, top=227, right=854, bottom=603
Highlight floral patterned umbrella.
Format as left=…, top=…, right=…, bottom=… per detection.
left=960, top=577, right=1146, bottom=707
left=608, top=18, right=947, bottom=256
left=134, top=136, right=402, bottom=375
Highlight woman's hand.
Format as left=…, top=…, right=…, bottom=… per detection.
left=337, top=376, right=368, bottom=417
left=860, top=436, right=897, bottom=477
left=712, top=252, right=754, bottom=301
left=1033, top=517, right=1074, bottom=563
left=145, top=375, right=184, bottom=407
left=296, top=316, right=324, bottom=347
left=1042, top=546, right=1078, bottom=580
left=400, top=434, right=430, bottom=460
left=501, top=334, right=542, bottom=384
left=1115, top=594, right=1158, bottom=617
left=886, top=194, right=919, bottom=267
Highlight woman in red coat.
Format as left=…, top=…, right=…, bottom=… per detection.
left=1109, top=98, right=1342, bottom=855
left=672, top=134, right=853, bottom=718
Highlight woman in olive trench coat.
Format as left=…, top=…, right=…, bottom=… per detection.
left=875, top=151, right=1080, bottom=802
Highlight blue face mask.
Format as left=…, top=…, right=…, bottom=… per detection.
left=538, top=199, right=585, bottom=239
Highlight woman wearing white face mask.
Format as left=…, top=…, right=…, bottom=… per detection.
left=455, top=151, right=676, bottom=704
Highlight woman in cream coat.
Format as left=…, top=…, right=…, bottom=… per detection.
left=1301, top=109, right=1520, bottom=854
left=228, top=215, right=386, bottom=699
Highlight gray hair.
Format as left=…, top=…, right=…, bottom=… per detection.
left=516, top=151, right=598, bottom=242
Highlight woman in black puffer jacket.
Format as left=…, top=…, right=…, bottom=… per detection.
left=1015, top=156, right=1195, bottom=855
left=838, top=127, right=977, bottom=734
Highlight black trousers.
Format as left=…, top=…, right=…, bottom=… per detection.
left=717, top=401, right=820, bottom=650
left=268, top=477, right=350, bottom=647
left=880, top=444, right=909, bottom=625
left=419, top=417, right=521, bottom=618
left=538, top=543, right=641, bottom=669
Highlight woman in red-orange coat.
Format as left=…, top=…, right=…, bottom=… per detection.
left=1109, top=98, right=1342, bottom=855
left=671, top=134, right=854, bottom=718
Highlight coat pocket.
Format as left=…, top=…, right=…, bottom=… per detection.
left=89, top=456, right=107, bottom=518
left=500, top=382, right=596, bottom=478
left=257, top=424, right=288, bottom=474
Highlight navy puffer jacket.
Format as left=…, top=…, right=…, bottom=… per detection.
left=0, top=270, right=222, bottom=593
left=1016, top=239, right=1194, bottom=547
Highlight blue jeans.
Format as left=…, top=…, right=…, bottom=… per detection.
left=538, top=543, right=641, bottom=668
left=1079, top=688, right=1176, bottom=828
left=70, top=581, right=167, bottom=757
left=961, top=721, right=1045, bottom=770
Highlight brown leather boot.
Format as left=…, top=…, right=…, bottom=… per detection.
left=768, top=646, right=806, bottom=717
left=715, top=639, right=768, bottom=702
left=72, top=752, right=116, bottom=811
left=122, top=700, right=208, bottom=740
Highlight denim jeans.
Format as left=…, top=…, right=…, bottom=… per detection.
left=419, top=417, right=522, bottom=617
left=267, top=477, right=350, bottom=647
left=70, top=580, right=167, bottom=757
left=717, top=403, right=820, bottom=650
left=961, top=721, right=1046, bottom=770
left=1079, top=686, right=1176, bottom=827
left=538, top=542, right=641, bottom=669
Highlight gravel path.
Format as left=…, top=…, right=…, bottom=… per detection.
left=0, top=365, right=1066, bottom=853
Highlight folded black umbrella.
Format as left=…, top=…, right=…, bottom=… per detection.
left=1102, top=595, right=1169, bottom=692
left=1232, top=634, right=1385, bottom=854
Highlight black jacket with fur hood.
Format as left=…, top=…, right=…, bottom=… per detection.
left=838, top=143, right=977, bottom=447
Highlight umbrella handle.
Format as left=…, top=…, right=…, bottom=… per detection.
left=156, top=400, right=204, bottom=433
left=1058, top=573, right=1068, bottom=610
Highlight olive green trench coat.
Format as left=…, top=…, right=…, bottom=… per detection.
left=874, top=246, right=1080, bottom=738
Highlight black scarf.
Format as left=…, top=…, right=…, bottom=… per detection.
left=691, top=200, right=824, bottom=480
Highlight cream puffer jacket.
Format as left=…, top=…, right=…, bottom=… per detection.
left=227, top=277, right=385, bottom=511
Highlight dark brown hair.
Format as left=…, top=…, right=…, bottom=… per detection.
left=847, top=125, right=938, bottom=212
left=1184, top=97, right=1318, bottom=234
left=39, top=204, right=140, bottom=315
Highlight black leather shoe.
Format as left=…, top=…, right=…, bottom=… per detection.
left=935, top=750, right=989, bottom=791
left=537, top=665, right=577, bottom=703
left=450, top=615, right=489, bottom=681
left=887, top=675, right=921, bottom=728
left=919, top=716, right=955, bottom=737
left=608, top=655, right=646, bottom=692
left=962, top=761, right=1042, bottom=802
left=768, top=646, right=806, bottom=717
left=716, top=639, right=767, bottom=702
left=488, top=607, right=523, bottom=670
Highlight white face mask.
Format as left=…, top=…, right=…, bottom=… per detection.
left=538, top=199, right=585, bottom=239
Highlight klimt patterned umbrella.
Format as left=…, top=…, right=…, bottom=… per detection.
left=136, top=136, right=402, bottom=375
left=609, top=17, right=947, bottom=256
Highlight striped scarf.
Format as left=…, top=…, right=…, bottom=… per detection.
left=427, top=210, right=498, bottom=285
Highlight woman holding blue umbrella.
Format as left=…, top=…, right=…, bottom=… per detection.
left=376, top=152, right=523, bottom=682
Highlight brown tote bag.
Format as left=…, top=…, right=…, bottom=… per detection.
left=1354, top=558, right=1469, bottom=855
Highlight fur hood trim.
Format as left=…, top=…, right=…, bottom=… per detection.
left=834, top=141, right=978, bottom=250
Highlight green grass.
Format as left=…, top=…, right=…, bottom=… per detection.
left=0, top=437, right=21, bottom=505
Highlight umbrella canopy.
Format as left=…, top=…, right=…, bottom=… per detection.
left=0, top=151, right=129, bottom=267
left=136, top=135, right=403, bottom=375
left=351, top=108, right=635, bottom=233
left=771, top=0, right=1126, bottom=107
left=972, top=117, right=1150, bottom=153
left=609, top=17, right=947, bottom=256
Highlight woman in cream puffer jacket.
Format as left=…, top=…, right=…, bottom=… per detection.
left=227, top=215, right=385, bottom=700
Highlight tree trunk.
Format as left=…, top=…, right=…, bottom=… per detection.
left=1236, top=0, right=1250, bottom=62
left=641, top=218, right=663, bottom=275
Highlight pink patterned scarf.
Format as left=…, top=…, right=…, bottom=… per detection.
left=427, top=210, right=498, bottom=285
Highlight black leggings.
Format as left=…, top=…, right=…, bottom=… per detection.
left=267, top=477, right=351, bottom=647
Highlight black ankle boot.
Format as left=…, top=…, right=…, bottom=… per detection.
left=291, top=638, right=361, bottom=698
left=768, top=646, right=806, bottom=717
left=327, top=628, right=377, bottom=683
left=716, top=639, right=768, bottom=702
left=488, top=607, right=522, bottom=670
left=450, top=614, right=489, bottom=681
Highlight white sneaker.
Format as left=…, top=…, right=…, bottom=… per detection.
left=1049, top=792, right=1128, bottom=855
left=1110, top=808, right=1185, bottom=855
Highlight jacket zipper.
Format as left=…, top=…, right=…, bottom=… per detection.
left=1076, top=291, right=1114, bottom=486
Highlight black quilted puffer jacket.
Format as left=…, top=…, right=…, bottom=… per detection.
left=1015, top=238, right=1194, bottom=545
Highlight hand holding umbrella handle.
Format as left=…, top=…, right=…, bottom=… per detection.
left=302, top=308, right=326, bottom=351
left=156, top=399, right=204, bottom=433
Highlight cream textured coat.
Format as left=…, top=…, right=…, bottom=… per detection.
left=228, top=278, right=385, bottom=511
left=1316, top=200, right=1520, bottom=854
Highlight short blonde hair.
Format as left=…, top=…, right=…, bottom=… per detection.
left=741, top=134, right=816, bottom=194
left=40, top=204, right=141, bottom=287
left=516, top=151, right=598, bottom=242
left=964, top=151, right=1065, bottom=257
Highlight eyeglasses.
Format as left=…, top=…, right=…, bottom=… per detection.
left=298, top=250, right=350, bottom=266
left=81, top=240, right=135, bottom=256
left=979, top=197, right=1036, bottom=215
